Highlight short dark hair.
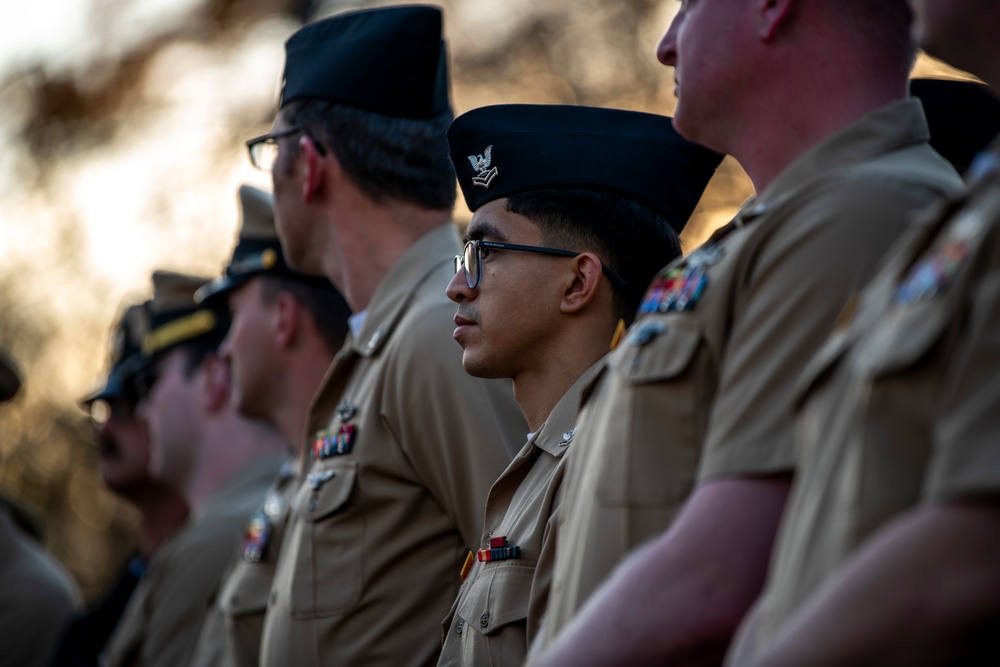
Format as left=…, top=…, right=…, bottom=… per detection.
left=837, top=1, right=916, bottom=72
left=257, top=274, right=351, bottom=355
left=281, top=99, right=457, bottom=211
left=505, top=188, right=682, bottom=324
left=178, top=332, right=227, bottom=378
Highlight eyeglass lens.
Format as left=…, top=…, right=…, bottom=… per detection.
left=89, top=398, right=135, bottom=425
left=250, top=140, right=279, bottom=171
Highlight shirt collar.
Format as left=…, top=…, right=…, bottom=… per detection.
left=351, top=224, right=461, bottom=357
left=737, top=98, right=931, bottom=224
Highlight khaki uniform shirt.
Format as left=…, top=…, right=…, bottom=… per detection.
left=541, top=99, right=964, bottom=645
left=0, top=497, right=79, bottom=667
left=260, top=224, right=525, bottom=667
left=438, top=362, right=602, bottom=667
left=727, top=138, right=1000, bottom=665
left=102, top=456, right=282, bottom=667
left=189, top=457, right=300, bottom=667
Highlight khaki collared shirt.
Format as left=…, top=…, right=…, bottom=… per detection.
left=541, top=99, right=964, bottom=646
left=438, top=362, right=603, bottom=667
left=259, top=224, right=525, bottom=667
left=189, top=457, right=300, bottom=667
left=102, top=456, right=282, bottom=667
left=0, top=497, right=79, bottom=667
left=727, top=139, right=1000, bottom=665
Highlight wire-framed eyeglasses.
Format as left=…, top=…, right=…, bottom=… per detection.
left=245, top=125, right=327, bottom=171
left=454, top=239, right=627, bottom=290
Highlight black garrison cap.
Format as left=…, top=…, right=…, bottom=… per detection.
left=447, top=105, right=724, bottom=233
left=0, top=348, right=21, bottom=403
left=81, top=304, right=148, bottom=405
left=196, top=185, right=332, bottom=305
left=911, top=78, right=1000, bottom=174
left=279, top=5, right=450, bottom=118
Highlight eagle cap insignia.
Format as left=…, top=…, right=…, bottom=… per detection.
left=468, top=145, right=499, bottom=189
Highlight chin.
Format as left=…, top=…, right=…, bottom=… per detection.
left=461, top=352, right=508, bottom=380
left=235, top=391, right=272, bottom=423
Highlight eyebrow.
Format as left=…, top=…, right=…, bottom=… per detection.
left=463, top=219, right=508, bottom=244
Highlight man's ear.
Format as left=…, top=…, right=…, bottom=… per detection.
left=758, top=0, right=796, bottom=42
left=272, top=291, right=299, bottom=351
left=300, top=135, right=327, bottom=204
left=561, top=252, right=604, bottom=315
left=200, top=354, right=231, bottom=414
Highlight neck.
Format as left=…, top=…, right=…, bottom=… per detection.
left=740, top=89, right=904, bottom=192
left=722, top=46, right=908, bottom=192
left=321, top=198, right=452, bottom=312
left=511, top=323, right=612, bottom=433
left=132, top=485, right=189, bottom=559
left=184, top=415, right=284, bottom=510
left=272, top=347, right=336, bottom=451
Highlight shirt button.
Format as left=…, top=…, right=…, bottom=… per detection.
left=456, top=619, right=464, bottom=635
left=480, top=613, right=489, bottom=628
left=270, top=590, right=278, bottom=604
left=309, top=496, right=319, bottom=511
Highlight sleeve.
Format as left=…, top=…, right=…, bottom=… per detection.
left=927, top=265, right=1000, bottom=501
left=381, top=298, right=525, bottom=549
left=698, top=183, right=928, bottom=481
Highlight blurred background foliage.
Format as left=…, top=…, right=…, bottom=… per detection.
left=0, top=0, right=974, bottom=601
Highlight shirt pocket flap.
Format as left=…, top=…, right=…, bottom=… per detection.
left=295, top=461, right=358, bottom=523
left=218, top=562, right=272, bottom=617
left=457, top=565, right=534, bottom=636
left=792, top=326, right=857, bottom=409
left=860, top=302, right=950, bottom=378
left=616, top=320, right=702, bottom=385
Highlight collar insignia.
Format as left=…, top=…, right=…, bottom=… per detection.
left=468, top=145, right=499, bottom=189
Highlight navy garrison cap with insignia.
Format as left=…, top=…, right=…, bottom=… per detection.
left=911, top=78, right=1000, bottom=175
left=81, top=304, right=149, bottom=405
left=197, top=185, right=332, bottom=304
left=0, top=348, right=21, bottom=404
left=142, top=271, right=229, bottom=361
left=447, top=104, right=723, bottom=233
left=279, top=5, right=450, bottom=118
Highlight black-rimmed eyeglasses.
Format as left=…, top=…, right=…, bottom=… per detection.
left=245, top=125, right=327, bottom=171
left=454, top=240, right=627, bottom=290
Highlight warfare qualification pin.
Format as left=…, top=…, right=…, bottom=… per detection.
left=335, top=400, right=357, bottom=422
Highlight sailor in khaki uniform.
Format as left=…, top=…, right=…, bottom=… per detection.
left=437, top=105, right=721, bottom=667
left=726, top=3, right=1000, bottom=664
left=187, top=185, right=350, bottom=667
left=0, top=350, right=80, bottom=667
left=532, top=3, right=965, bottom=665
left=53, top=303, right=189, bottom=666
left=253, top=7, right=526, bottom=666
left=102, top=272, right=286, bottom=667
